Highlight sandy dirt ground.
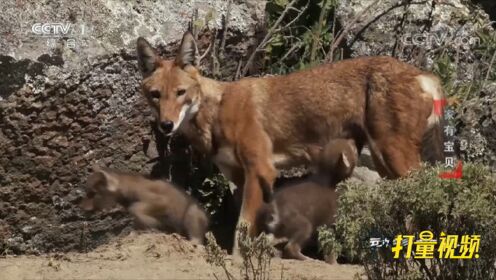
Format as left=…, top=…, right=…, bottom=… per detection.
left=0, top=232, right=363, bottom=280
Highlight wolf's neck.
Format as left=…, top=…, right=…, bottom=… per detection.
left=197, top=76, right=225, bottom=102
left=181, top=76, right=224, bottom=155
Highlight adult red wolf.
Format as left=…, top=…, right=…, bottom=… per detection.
left=135, top=31, right=443, bottom=237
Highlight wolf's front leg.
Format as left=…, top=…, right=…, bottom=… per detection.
left=233, top=166, right=275, bottom=255
left=234, top=137, right=277, bottom=241
left=238, top=169, right=268, bottom=236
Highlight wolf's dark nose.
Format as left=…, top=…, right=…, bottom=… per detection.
left=160, top=120, right=174, bottom=133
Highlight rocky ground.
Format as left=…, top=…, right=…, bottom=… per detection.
left=0, top=232, right=363, bottom=280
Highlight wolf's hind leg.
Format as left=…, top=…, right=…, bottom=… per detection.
left=377, top=135, right=421, bottom=178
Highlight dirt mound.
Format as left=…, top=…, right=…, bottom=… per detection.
left=0, top=232, right=363, bottom=280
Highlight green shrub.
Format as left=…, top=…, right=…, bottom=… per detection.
left=204, top=223, right=275, bottom=280
left=319, top=163, right=496, bottom=280
left=265, top=0, right=340, bottom=74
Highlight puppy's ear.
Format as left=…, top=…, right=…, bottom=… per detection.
left=98, top=169, right=120, bottom=193
left=175, top=31, right=199, bottom=68
left=137, top=37, right=159, bottom=77
left=339, top=151, right=351, bottom=169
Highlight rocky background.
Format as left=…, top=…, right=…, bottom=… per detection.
left=0, top=0, right=264, bottom=254
left=0, top=0, right=494, bottom=254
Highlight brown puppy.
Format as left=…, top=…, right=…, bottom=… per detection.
left=258, top=139, right=358, bottom=261
left=80, top=167, right=209, bottom=244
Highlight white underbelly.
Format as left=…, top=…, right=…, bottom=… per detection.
left=213, top=147, right=239, bottom=168
left=212, top=146, right=300, bottom=170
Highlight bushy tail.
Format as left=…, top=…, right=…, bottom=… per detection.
left=421, top=118, right=444, bottom=164
left=417, top=74, right=445, bottom=164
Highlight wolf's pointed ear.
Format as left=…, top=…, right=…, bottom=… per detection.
left=137, top=37, right=159, bottom=77
left=175, top=31, right=199, bottom=68
left=99, top=169, right=119, bottom=193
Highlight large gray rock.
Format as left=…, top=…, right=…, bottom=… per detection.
left=349, top=166, right=381, bottom=185
left=0, top=0, right=264, bottom=62
left=456, top=82, right=496, bottom=169
left=0, top=0, right=265, bottom=99
left=335, top=0, right=495, bottom=102
left=0, top=0, right=265, bottom=254
left=336, top=0, right=491, bottom=67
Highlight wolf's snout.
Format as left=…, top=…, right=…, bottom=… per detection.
left=160, top=120, right=174, bottom=133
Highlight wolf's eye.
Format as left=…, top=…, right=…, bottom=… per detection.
left=150, top=90, right=160, bottom=100
left=177, top=89, right=186, bottom=97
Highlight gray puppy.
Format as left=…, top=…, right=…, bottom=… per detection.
left=80, top=167, right=209, bottom=244
left=258, top=139, right=358, bottom=261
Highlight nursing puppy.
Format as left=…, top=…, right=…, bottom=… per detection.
left=258, top=139, right=358, bottom=261
left=80, top=167, right=209, bottom=244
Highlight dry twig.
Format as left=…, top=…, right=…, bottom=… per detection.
left=241, top=0, right=300, bottom=77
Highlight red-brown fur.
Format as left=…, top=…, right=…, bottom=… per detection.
left=136, top=32, right=443, bottom=239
